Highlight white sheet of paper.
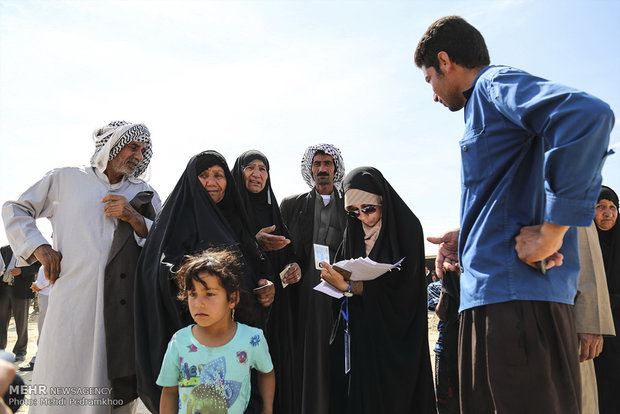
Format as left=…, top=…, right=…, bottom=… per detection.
left=313, top=243, right=329, bottom=270
left=332, top=256, right=405, bottom=281
left=313, top=280, right=344, bottom=298
left=313, top=257, right=405, bottom=298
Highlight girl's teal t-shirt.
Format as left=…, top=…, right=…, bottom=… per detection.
left=157, top=323, right=273, bottom=414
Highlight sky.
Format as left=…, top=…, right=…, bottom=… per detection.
left=1, top=0, right=619, bottom=255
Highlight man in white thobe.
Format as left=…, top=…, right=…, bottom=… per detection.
left=2, top=121, right=161, bottom=414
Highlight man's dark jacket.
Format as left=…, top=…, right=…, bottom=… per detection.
left=280, top=189, right=346, bottom=268
left=0, top=245, right=40, bottom=300
left=104, top=191, right=156, bottom=405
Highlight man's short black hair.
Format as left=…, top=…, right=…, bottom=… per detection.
left=414, top=16, right=490, bottom=73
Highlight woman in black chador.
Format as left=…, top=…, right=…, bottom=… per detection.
left=593, top=185, right=620, bottom=414
left=232, top=150, right=302, bottom=414
left=134, top=150, right=273, bottom=413
left=321, top=166, right=436, bottom=413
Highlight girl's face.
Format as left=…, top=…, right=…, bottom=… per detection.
left=198, top=165, right=227, bottom=203
left=346, top=203, right=382, bottom=227
left=188, top=272, right=236, bottom=329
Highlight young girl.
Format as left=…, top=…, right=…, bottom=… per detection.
left=157, top=248, right=275, bottom=414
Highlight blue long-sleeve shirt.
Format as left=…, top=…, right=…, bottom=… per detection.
left=458, top=65, right=614, bottom=312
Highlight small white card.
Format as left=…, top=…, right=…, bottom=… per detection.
left=313, top=243, right=329, bottom=270
left=252, top=281, right=272, bottom=291
left=313, top=280, right=344, bottom=298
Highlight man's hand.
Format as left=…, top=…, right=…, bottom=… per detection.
left=256, top=226, right=291, bottom=251
left=31, top=282, right=41, bottom=292
left=281, top=262, right=302, bottom=285
left=101, top=194, right=148, bottom=237
left=515, top=222, right=568, bottom=270
left=33, top=244, right=62, bottom=284
left=578, top=333, right=603, bottom=362
left=9, top=268, right=21, bottom=276
left=427, top=229, right=460, bottom=279
left=254, top=279, right=275, bottom=307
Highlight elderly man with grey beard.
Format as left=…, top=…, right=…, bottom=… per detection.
left=2, top=121, right=161, bottom=414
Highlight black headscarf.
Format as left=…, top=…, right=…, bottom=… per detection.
left=134, top=150, right=269, bottom=413
left=231, top=150, right=298, bottom=414
left=231, top=150, right=274, bottom=233
left=333, top=166, right=435, bottom=413
left=598, top=185, right=620, bottom=208
left=231, top=150, right=296, bottom=260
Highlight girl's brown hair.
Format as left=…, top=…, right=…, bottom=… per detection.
left=174, top=246, right=258, bottom=325
left=175, top=247, right=242, bottom=303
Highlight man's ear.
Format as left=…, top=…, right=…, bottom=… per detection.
left=437, top=51, right=454, bottom=72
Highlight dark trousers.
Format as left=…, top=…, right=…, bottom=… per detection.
left=0, top=287, right=30, bottom=356
left=435, top=318, right=460, bottom=414
left=459, top=300, right=580, bottom=414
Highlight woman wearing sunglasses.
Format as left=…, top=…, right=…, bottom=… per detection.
left=321, top=166, right=435, bottom=413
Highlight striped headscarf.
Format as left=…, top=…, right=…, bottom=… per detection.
left=90, top=120, right=152, bottom=180
left=300, top=143, right=345, bottom=190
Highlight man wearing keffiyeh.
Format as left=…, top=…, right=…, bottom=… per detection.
left=2, top=121, right=161, bottom=414
left=280, top=143, right=347, bottom=414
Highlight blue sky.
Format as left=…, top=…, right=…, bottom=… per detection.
left=1, top=0, right=618, bottom=254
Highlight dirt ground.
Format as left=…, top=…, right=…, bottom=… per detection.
left=6, top=305, right=441, bottom=413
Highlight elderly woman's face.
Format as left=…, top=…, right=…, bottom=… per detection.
left=243, top=160, right=268, bottom=194
left=595, top=199, right=618, bottom=231
left=198, top=165, right=227, bottom=203
left=346, top=204, right=382, bottom=227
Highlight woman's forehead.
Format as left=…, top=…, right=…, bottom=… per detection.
left=597, top=199, right=617, bottom=207
left=199, top=165, right=225, bottom=174
left=246, top=160, right=266, bottom=168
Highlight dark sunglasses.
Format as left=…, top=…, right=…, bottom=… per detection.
left=347, top=205, right=378, bottom=218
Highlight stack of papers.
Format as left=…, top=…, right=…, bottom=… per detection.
left=313, top=257, right=405, bottom=298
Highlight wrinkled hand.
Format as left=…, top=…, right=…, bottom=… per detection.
left=281, top=262, right=302, bottom=285
left=254, top=279, right=275, bottom=307
left=320, top=262, right=348, bottom=292
left=101, top=194, right=147, bottom=237
left=515, top=223, right=568, bottom=270
left=256, top=226, right=291, bottom=251
left=33, top=244, right=62, bottom=284
left=101, top=194, right=136, bottom=222
left=578, top=333, right=603, bottom=362
left=427, top=229, right=460, bottom=279
left=9, top=268, right=21, bottom=276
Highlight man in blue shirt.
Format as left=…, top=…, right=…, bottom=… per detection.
left=415, top=16, right=614, bottom=414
